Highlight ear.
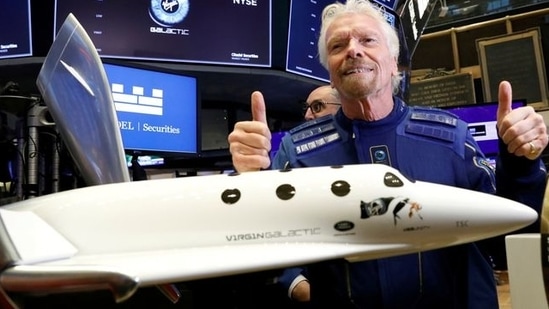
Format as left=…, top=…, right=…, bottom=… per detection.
left=392, top=57, right=399, bottom=75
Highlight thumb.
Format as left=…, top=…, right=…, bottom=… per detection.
left=251, top=91, right=268, bottom=124
left=497, top=80, right=513, bottom=124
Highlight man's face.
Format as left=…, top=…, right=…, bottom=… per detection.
left=303, top=100, right=340, bottom=120
left=303, top=88, right=340, bottom=120
left=324, top=13, right=398, bottom=99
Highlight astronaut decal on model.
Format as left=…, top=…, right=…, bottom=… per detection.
left=360, top=196, right=423, bottom=226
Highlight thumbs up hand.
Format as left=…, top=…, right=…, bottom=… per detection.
left=497, top=81, right=547, bottom=160
left=229, top=91, right=272, bottom=172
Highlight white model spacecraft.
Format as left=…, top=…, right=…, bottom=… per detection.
left=0, top=13, right=539, bottom=308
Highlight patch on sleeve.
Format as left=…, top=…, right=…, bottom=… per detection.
left=410, top=111, right=458, bottom=127
left=289, top=115, right=341, bottom=155
left=405, top=123, right=455, bottom=142
left=295, top=132, right=340, bottom=155
left=291, top=122, right=337, bottom=143
left=404, top=108, right=461, bottom=143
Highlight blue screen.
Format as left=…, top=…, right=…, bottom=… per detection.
left=54, top=0, right=271, bottom=67
left=103, top=63, right=198, bottom=154
left=444, top=100, right=527, bottom=157
left=0, top=0, right=32, bottom=59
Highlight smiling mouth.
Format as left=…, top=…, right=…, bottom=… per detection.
left=344, top=67, right=373, bottom=75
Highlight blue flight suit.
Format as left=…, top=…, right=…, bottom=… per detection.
left=273, top=98, right=546, bottom=308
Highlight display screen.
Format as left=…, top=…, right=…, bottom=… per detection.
left=372, top=0, right=399, bottom=10
left=103, top=62, right=199, bottom=155
left=0, top=0, right=32, bottom=59
left=125, top=154, right=164, bottom=167
left=54, top=0, right=271, bottom=67
left=444, top=100, right=527, bottom=157
left=286, top=0, right=399, bottom=82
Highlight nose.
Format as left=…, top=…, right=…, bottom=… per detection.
left=304, top=109, right=315, bottom=121
left=346, top=38, right=364, bottom=59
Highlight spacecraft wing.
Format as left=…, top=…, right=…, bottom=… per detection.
left=0, top=240, right=409, bottom=303
left=8, top=242, right=409, bottom=283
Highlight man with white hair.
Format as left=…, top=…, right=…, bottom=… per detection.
left=229, top=1, right=547, bottom=307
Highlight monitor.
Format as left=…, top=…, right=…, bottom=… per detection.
left=285, top=0, right=399, bottom=82
left=125, top=154, right=164, bottom=168
left=444, top=100, right=527, bottom=157
left=103, top=62, right=199, bottom=155
left=54, top=0, right=272, bottom=67
left=0, top=0, right=32, bottom=60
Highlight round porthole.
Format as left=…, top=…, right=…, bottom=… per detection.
left=276, top=184, right=296, bottom=200
left=221, top=188, right=241, bottom=204
left=331, top=180, right=350, bottom=197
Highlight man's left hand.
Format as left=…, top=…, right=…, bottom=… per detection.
left=497, top=80, right=548, bottom=160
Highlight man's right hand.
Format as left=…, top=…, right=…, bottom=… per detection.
left=228, top=91, right=272, bottom=172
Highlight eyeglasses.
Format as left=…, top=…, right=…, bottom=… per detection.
left=301, top=100, right=341, bottom=115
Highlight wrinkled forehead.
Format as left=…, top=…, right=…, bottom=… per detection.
left=325, top=12, right=382, bottom=41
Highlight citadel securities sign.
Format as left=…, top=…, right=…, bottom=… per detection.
left=103, top=62, right=198, bottom=154
left=54, top=0, right=271, bottom=67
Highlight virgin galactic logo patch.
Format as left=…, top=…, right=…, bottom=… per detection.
left=149, top=0, right=190, bottom=27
